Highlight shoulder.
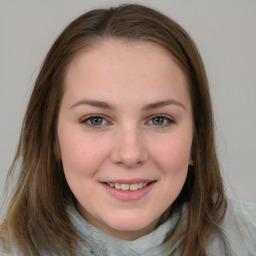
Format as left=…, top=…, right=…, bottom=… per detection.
left=0, top=237, right=23, bottom=256
left=0, top=233, right=24, bottom=256
left=230, top=198, right=256, bottom=256
left=207, top=199, right=252, bottom=256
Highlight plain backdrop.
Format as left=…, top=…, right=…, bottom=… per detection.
left=0, top=0, right=255, bottom=217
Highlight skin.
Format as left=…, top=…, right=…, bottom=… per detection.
left=57, top=39, right=193, bottom=240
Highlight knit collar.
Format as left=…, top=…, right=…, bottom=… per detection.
left=68, top=205, right=186, bottom=256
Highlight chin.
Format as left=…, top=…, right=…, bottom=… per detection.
left=106, top=212, right=160, bottom=234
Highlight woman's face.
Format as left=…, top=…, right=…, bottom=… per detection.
left=57, top=39, right=193, bottom=240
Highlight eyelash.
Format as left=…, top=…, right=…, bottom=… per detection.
left=80, top=114, right=174, bottom=128
left=148, top=114, right=174, bottom=127
left=80, top=115, right=110, bottom=128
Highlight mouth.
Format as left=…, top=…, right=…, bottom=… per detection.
left=104, top=181, right=154, bottom=191
left=101, top=180, right=156, bottom=201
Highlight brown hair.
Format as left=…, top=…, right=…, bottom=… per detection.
left=0, top=4, right=226, bottom=255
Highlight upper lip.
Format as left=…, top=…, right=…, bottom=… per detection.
left=101, top=179, right=155, bottom=184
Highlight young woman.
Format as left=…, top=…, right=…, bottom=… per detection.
left=0, top=4, right=250, bottom=256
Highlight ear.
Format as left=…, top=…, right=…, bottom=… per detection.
left=189, top=138, right=196, bottom=166
left=189, top=158, right=194, bottom=166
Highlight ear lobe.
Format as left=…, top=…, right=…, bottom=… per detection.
left=189, top=158, right=194, bottom=166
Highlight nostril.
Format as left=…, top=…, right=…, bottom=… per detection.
left=110, top=136, right=148, bottom=168
left=115, top=160, right=143, bottom=168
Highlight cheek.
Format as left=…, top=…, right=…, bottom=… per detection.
left=152, top=134, right=192, bottom=174
left=153, top=134, right=191, bottom=204
left=59, top=132, right=109, bottom=176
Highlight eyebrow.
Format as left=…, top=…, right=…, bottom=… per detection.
left=70, top=100, right=115, bottom=110
left=142, top=99, right=186, bottom=111
left=70, top=99, right=185, bottom=111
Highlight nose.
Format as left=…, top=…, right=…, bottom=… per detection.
left=110, top=127, right=148, bottom=168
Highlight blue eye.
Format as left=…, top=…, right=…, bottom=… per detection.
left=149, top=115, right=173, bottom=126
left=81, top=115, right=107, bottom=127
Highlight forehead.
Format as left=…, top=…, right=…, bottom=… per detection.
left=66, top=38, right=183, bottom=73
left=62, top=39, right=191, bottom=109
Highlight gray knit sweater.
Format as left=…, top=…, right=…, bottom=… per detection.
left=69, top=203, right=251, bottom=256
left=0, top=202, right=251, bottom=255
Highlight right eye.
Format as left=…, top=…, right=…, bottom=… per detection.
left=80, top=115, right=108, bottom=127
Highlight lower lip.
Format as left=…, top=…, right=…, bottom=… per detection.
left=101, top=182, right=155, bottom=201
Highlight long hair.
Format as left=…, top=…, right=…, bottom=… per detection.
left=0, top=4, right=226, bottom=255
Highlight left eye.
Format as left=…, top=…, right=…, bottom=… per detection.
left=148, top=115, right=173, bottom=126
left=81, top=116, right=108, bottom=126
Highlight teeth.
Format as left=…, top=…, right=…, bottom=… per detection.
left=107, top=182, right=149, bottom=191
left=138, top=183, right=144, bottom=189
left=115, top=183, right=121, bottom=190
left=130, top=183, right=139, bottom=191
left=120, top=184, right=129, bottom=190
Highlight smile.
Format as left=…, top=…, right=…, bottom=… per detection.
left=100, top=179, right=157, bottom=201
left=102, top=180, right=156, bottom=200
left=106, top=182, right=148, bottom=191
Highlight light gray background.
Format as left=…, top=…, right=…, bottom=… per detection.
left=1, top=0, right=255, bottom=217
